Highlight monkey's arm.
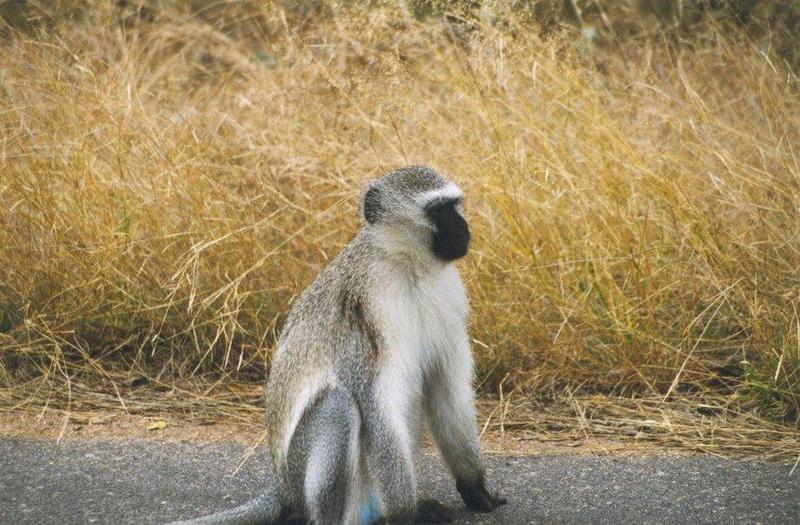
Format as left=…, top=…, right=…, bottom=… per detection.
left=424, top=349, right=507, bottom=512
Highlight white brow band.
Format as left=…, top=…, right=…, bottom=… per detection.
left=417, top=183, right=463, bottom=205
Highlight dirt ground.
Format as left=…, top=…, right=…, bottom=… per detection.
left=0, top=408, right=686, bottom=458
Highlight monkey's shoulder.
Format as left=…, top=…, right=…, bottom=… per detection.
left=284, top=235, right=375, bottom=313
left=274, top=235, right=381, bottom=361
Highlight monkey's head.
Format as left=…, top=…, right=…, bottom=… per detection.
left=363, top=166, right=470, bottom=263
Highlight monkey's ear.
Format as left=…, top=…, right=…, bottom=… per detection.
left=363, top=186, right=381, bottom=224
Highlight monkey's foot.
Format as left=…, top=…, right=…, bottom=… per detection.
left=415, top=498, right=454, bottom=523
left=456, top=477, right=508, bottom=513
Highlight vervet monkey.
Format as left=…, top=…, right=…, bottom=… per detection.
left=171, top=166, right=505, bottom=525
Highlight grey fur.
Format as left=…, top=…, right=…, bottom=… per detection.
left=168, top=489, right=282, bottom=525
left=168, top=166, right=505, bottom=525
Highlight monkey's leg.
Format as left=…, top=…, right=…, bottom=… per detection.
left=296, top=388, right=362, bottom=525
left=424, top=357, right=507, bottom=512
left=362, top=391, right=453, bottom=524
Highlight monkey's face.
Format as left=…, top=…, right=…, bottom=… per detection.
left=424, top=197, right=470, bottom=261
left=363, top=167, right=470, bottom=263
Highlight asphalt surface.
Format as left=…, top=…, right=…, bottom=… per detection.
left=0, top=438, right=797, bottom=524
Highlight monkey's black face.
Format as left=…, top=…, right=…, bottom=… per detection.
left=425, top=198, right=470, bottom=261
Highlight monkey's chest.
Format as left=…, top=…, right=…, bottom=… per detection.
left=382, top=276, right=465, bottom=359
left=373, top=271, right=467, bottom=423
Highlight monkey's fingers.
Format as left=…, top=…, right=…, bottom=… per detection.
left=456, top=478, right=507, bottom=512
left=416, top=498, right=454, bottom=523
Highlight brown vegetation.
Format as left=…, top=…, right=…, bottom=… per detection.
left=0, top=1, right=798, bottom=458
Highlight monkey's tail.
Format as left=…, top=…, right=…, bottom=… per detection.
left=166, top=482, right=285, bottom=525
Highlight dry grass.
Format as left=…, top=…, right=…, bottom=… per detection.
left=0, top=2, right=798, bottom=458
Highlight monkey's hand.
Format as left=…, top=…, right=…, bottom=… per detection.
left=415, top=499, right=454, bottom=523
left=456, top=476, right=507, bottom=512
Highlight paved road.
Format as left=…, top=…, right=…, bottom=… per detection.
left=0, top=438, right=797, bottom=524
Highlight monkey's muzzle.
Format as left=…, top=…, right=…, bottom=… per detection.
left=425, top=199, right=470, bottom=261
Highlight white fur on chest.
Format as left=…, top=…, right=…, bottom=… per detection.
left=371, top=261, right=468, bottom=445
left=375, top=262, right=467, bottom=367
